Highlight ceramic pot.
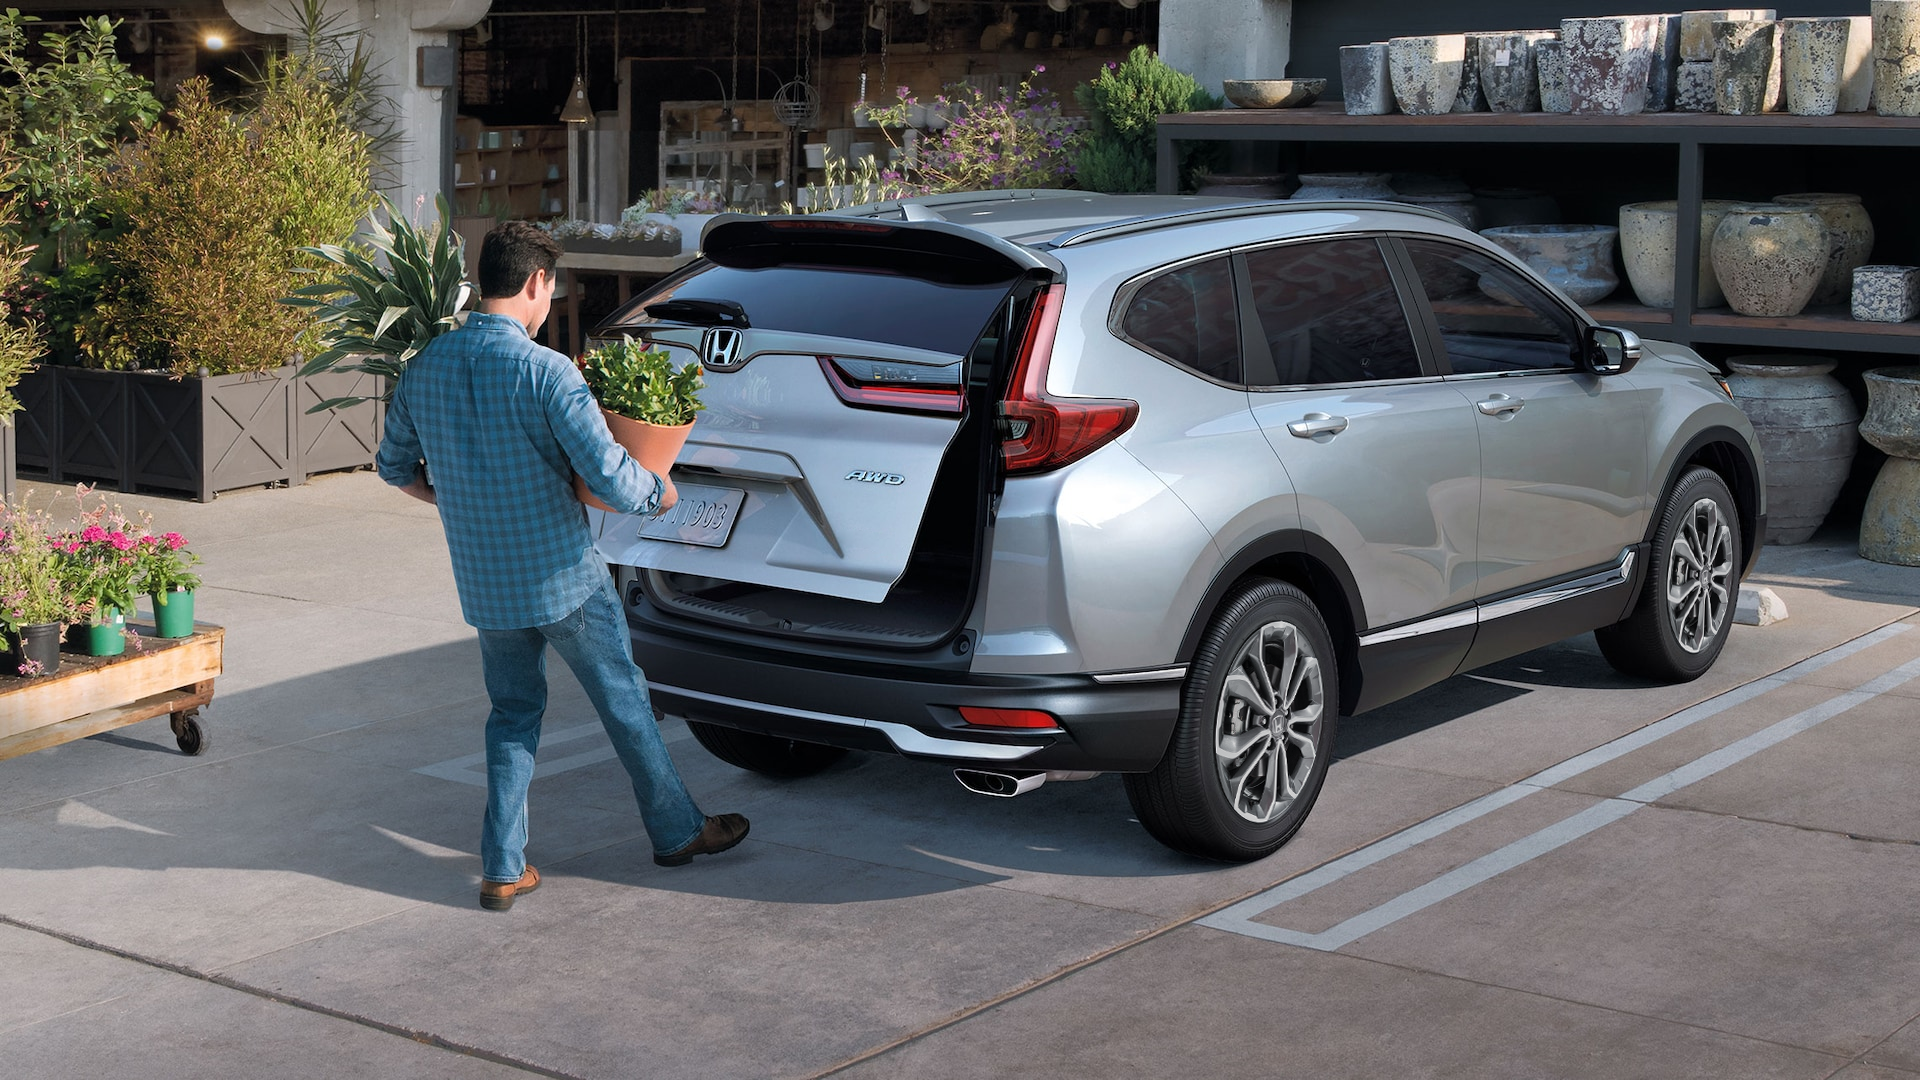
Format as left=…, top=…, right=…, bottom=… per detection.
left=1773, top=193, right=1875, bottom=307
left=575, top=411, right=694, bottom=513
left=1726, top=355, right=1860, bottom=544
left=1714, top=20, right=1780, bottom=116
left=1781, top=18, right=1853, bottom=116
left=1477, top=31, right=1558, bottom=112
left=1453, top=34, right=1488, bottom=112
left=4, top=622, right=61, bottom=677
left=1534, top=38, right=1572, bottom=112
left=1388, top=34, right=1467, bottom=116
left=1859, top=366, right=1920, bottom=564
left=1839, top=15, right=1877, bottom=112
left=1675, top=59, right=1717, bottom=111
left=1290, top=172, right=1395, bottom=201
left=1340, top=43, right=1396, bottom=115
left=1618, top=199, right=1742, bottom=309
left=1472, top=187, right=1562, bottom=229
left=1873, top=0, right=1920, bottom=116
left=1398, top=192, right=1481, bottom=230
left=1563, top=15, right=1660, bottom=114
left=1711, top=204, right=1829, bottom=317
left=1479, top=224, right=1621, bottom=305
left=1646, top=14, right=1684, bottom=112
left=151, top=588, right=196, bottom=639
left=1853, top=265, right=1920, bottom=322
left=1681, top=9, right=1778, bottom=61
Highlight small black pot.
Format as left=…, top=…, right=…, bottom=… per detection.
left=5, top=622, right=63, bottom=677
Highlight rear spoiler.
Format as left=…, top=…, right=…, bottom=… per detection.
left=702, top=214, right=1064, bottom=283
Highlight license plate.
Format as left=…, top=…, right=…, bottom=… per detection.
left=636, top=482, right=745, bottom=548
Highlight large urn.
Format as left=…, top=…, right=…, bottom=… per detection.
left=1859, top=366, right=1920, bottom=565
left=1772, top=193, right=1875, bottom=307
left=1618, top=199, right=1741, bottom=308
left=1726, top=355, right=1860, bottom=544
left=1479, top=224, right=1620, bottom=305
left=1710, top=204, right=1829, bottom=317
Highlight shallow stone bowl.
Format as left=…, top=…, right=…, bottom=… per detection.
left=1223, top=78, right=1327, bottom=109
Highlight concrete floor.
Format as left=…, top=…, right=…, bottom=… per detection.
left=2, top=471, right=1917, bottom=1079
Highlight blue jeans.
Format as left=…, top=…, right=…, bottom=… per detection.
left=475, top=575, right=705, bottom=882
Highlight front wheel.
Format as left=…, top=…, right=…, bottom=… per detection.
left=1597, top=467, right=1741, bottom=682
left=1125, top=580, right=1339, bottom=861
left=686, top=720, right=850, bottom=778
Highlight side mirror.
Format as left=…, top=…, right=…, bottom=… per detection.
left=1585, top=325, right=1643, bottom=376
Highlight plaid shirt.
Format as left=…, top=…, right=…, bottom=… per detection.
left=377, top=312, right=663, bottom=630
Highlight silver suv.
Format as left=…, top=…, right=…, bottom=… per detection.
left=590, top=192, right=1765, bottom=861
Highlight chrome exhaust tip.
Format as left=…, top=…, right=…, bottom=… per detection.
left=954, top=768, right=1047, bottom=797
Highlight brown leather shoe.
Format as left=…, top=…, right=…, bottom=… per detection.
left=479, top=865, right=540, bottom=911
left=654, top=814, right=750, bottom=866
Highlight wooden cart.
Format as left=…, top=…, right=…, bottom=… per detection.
left=0, top=623, right=223, bottom=762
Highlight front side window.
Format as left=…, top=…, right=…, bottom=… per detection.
left=1242, top=237, right=1423, bottom=386
left=1401, top=239, right=1583, bottom=375
left=1118, top=256, right=1242, bottom=384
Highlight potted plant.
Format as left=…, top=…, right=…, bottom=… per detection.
left=55, top=486, right=148, bottom=656
left=573, top=335, right=703, bottom=512
left=137, top=528, right=202, bottom=639
left=0, top=501, right=81, bottom=676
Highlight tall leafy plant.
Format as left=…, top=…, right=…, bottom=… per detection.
left=865, top=68, right=1084, bottom=193
left=283, top=193, right=471, bottom=411
left=246, top=0, right=401, bottom=179
left=577, top=336, right=704, bottom=426
left=1072, top=47, right=1223, bottom=194
left=0, top=196, right=40, bottom=416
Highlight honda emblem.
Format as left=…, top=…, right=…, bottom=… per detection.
left=701, top=327, right=747, bottom=371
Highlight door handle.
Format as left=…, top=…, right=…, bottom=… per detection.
left=1476, top=393, right=1525, bottom=416
left=1286, top=412, right=1350, bottom=438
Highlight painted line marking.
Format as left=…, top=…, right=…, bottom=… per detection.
left=413, top=717, right=692, bottom=788
left=1201, top=623, right=1917, bottom=952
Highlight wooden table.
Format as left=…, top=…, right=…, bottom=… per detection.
left=548, top=251, right=697, bottom=358
left=0, top=623, right=224, bottom=761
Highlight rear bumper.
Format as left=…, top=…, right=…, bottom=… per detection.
left=629, top=621, right=1182, bottom=772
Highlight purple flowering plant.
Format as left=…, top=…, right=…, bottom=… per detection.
left=0, top=501, right=82, bottom=637
left=864, top=67, right=1085, bottom=193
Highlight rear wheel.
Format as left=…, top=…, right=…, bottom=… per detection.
left=1125, top=580, right=1339, bottom=861
left=686, top=720, right=850, bottom=778
left=1597, top=467, right=1740, bottom=682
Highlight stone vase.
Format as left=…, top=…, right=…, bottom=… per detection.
left=1681, top=9, right=1781, bottom=61
left=1646, top=14, right=1685, bottom=112
left=1480, top=224, right=1621, bottom=305
left=1563, top=15, right=1660, bottom=114
left=1781, top=17, right=1853, bottom=115
left=1726, top=355, right=1860, bottom=544
left=1341, top=42, right=1396, bottom=115
left=1675, top=60, right=1718, bottom=111
left=1389, top=35, right=1467, bottom=116
left=1773, top=193, right=1875, bottom=307
left=1618, top=199, right=1742, bottom=309
left=1872, top=0, right=1920, bottom=116
left=1479, top=31, right=1556, bottom=112
left=1454, top=34, right=1489, bottom=111
left=1839, top=15, right=1876, bottom=112
left=1290, top=172, right=1395, bottom=201
left=1710, top=204, right=1829, bottom=317
left=1537, top=39, right=1574, bottom=112
left=1859, top=366, right=1920, bottom=564
left=1715, top=20, right=1780, bottom=115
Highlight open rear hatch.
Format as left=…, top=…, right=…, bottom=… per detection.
left=590, top=216, right=1056, bottom=645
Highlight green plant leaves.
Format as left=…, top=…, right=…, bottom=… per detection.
left=577, top=334, right=705, bottom=426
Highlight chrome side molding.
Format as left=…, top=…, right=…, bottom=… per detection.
left=1357, top=548, right=1637, bottom=649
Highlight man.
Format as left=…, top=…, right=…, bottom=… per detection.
left=377, top=220, right=747, bottom=912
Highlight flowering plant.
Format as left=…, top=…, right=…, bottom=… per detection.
left=864, top=67, right=1084, bottom=193
left=139, top=529, right=201, bottom=601
left=53, top=486, right=148, bottom=616
left=0, top=502, right=82, bottom=634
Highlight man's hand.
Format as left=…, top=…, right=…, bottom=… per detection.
left=651, top=477, right=678, bottom=516
left=399, top=468, right=436, bottom=505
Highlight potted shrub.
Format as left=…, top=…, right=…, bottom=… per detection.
left=572, top=334, right=703, bottom=511
left=137, top=527, right=202, bottom=639
left=55, top=486, right=147, bottom=656
left=0, top=501, right=81, bottom=676
left=0, top=199, right=43, bottom=506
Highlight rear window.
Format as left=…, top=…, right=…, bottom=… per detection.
left=621, top=264, right=1016, bottom=356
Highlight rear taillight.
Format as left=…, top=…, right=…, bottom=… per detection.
left=818, top=356, right=965, bottom=414
left=1000, top=284, right=1138, bottom=474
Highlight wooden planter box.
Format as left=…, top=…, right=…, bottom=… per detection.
left=12, top=364, right=385, bottom=501
left=0, top=622, right=223, bottom=761
left=563, top=236, right=683, bottom=258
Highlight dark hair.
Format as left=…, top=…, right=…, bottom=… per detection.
left=478, top=220, right=564, bottom=299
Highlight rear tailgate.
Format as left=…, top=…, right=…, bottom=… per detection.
left=590, top=216, right=1054, bottom=603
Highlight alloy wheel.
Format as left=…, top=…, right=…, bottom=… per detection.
left=1664, top=496, right=1734, bottom=654
left=1213, top=620, right=1325, bottom=824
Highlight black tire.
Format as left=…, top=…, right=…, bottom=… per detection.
left=1597, top=467, right=1741, bottom=682
left=686, top=720, right=850, bottom=778
left=1125, top=579, right=1339, bottom=862
left=172, top=712, right=208, bottom=756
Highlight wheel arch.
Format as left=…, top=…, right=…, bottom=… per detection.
left=1178, top=531, right=1366, bottom=717
left=1654, top=426, right=1764, bottom=580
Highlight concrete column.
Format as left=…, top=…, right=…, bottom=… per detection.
left=224, top=0, right=490, bottom=220
left=1158, top=0, right=1294, bottom=99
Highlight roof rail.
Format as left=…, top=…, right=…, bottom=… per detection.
left=1048, top=199, right=1463, bottom=248
left=828, top=188, right=1089, bottom=222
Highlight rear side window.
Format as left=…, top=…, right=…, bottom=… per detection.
left=1243, top=238, right=1422, bottom=385
left=629, top=264, right=1016, bottom=356
left=1401, top=239, right=1583, bottom=374
left=1118, top=256, right=1242, bottom=383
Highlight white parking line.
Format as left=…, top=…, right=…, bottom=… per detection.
left=1201, top=623, right=1918, bottom=952
left=413, top=718, right=693, bottom=788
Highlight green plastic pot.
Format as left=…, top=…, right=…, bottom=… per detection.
left=152, top=589, right=196, bottom=639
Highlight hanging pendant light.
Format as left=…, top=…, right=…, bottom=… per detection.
left=560, top=16, right=594, bottom=124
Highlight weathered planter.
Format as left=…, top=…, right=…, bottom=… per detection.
left=1618, top=199, right=1742, bottom=309
left=1873, top=0, right=1920, bottom=116
left=1839, top=15, right=1877, bottom=112
left=1714, top=20, right=1781, bottom=116
left=1859, top=366, right=1920, bottom=564
left=1340, top=43, right=1396, bottom=115
left=1535, top=38, right=1572, bottom=113
left=1480, top=224, right=1621, bottom=305
left=1781, top=17, right=1854, bottom=116
left=1726, top=355, right=1860, bottom=544
left=1646, top=14, right=1685, bottom=112
left=1710, top=204, right=1829, bottom=317
left=1773, top=193, right=1875, bottom=307
left=1388, top=35, right=1467, bottom=116
left=1478, top=31, right=1558, bottom=112
left=1681, top=9, right=1780, bottom=61
left=1853, top=265, right=1920, bottom=322
left=561, top=236, right=682, bottom=258
left=1290, top=172, right=1395, bottom=201
left=1563, top=15, right=1660, bottom=115
left=1453, top=34, right=1488, bottom=112
left=1675, top=59, right=1718, bottom=111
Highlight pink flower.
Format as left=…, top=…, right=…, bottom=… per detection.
left=110, top=532, right=136, bottom=551
left=81, top=525, right=107, bottom=542
left=165, top=533, right=187, bottom=550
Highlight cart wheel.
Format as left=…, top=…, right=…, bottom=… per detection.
left=171, top=710, right=209, bottom=756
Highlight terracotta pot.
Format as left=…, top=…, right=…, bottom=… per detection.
left=1726, top=355, right=1860, bottom=544
left=1859, top=366, right=1920, bottom=564
left=1710, top=205, right=1828, bottom=317
left=574, top=410, right=693, bottom=512
left=1618, top=199, right=1742, bottom=309
left=1774, top=193, right=1875, bottom=307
